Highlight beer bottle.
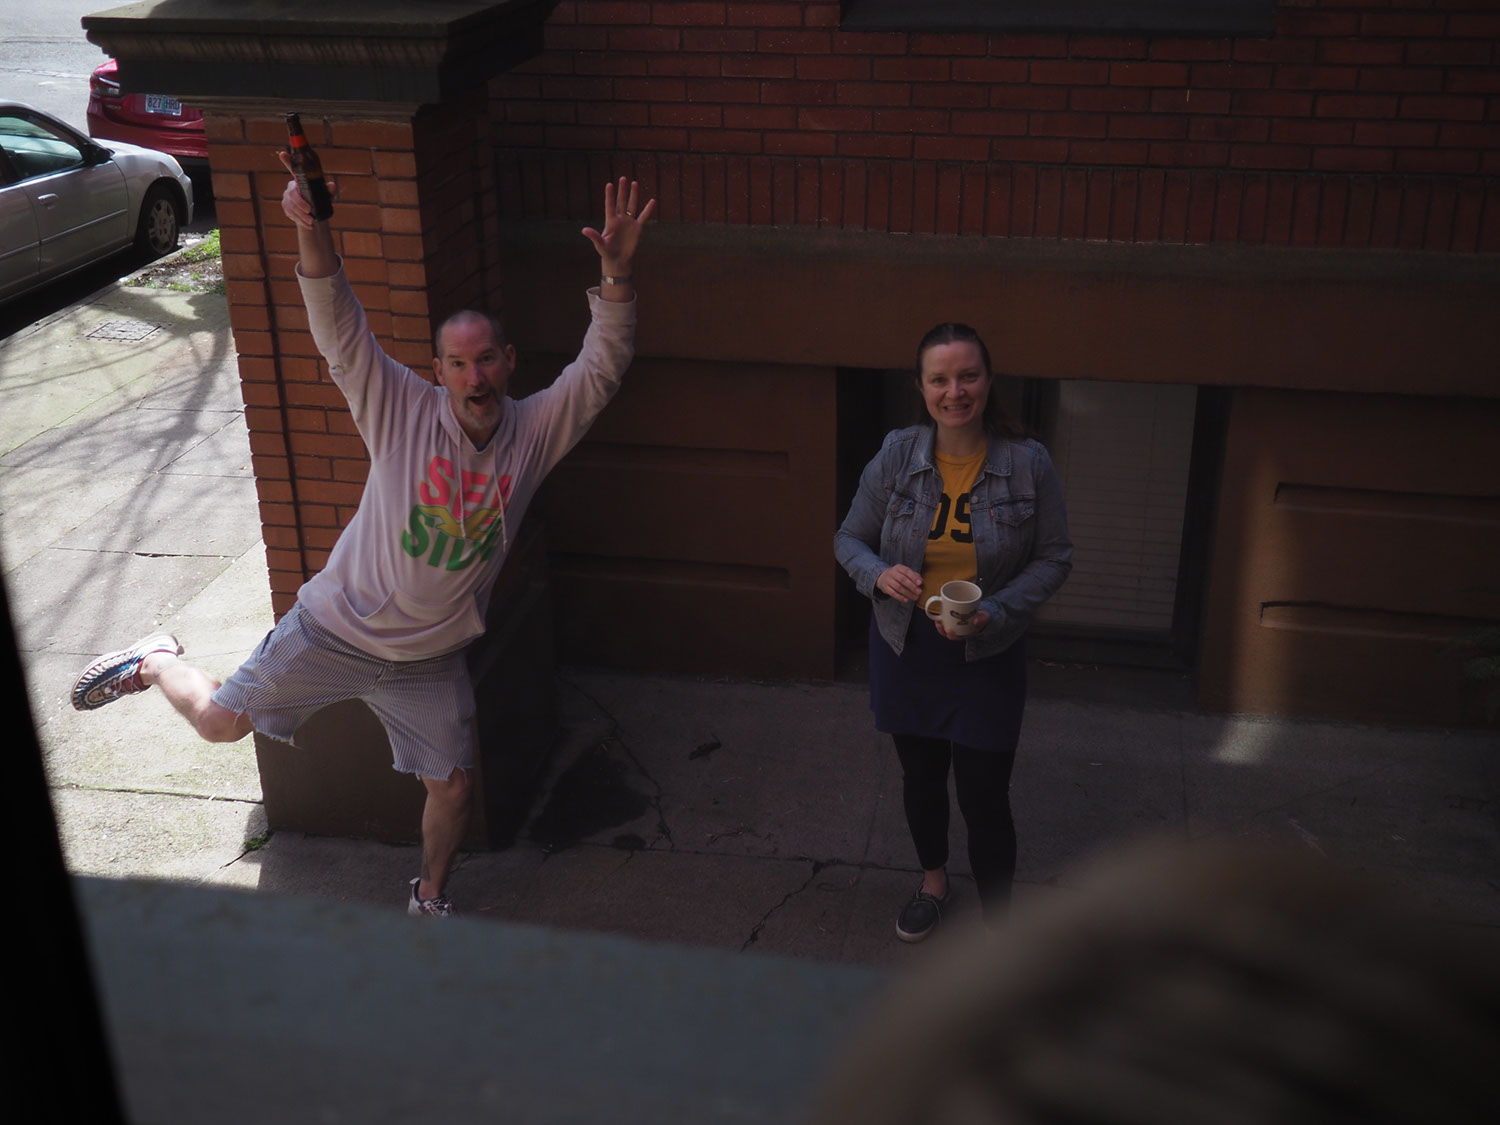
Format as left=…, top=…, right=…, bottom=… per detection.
left=285, top=112, right=334, bottom=221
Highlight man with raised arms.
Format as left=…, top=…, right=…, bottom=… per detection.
left=73, top=164, right=655, bottom=916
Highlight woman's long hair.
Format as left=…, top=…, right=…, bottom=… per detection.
left=914, top=323, right=1031, bottom=440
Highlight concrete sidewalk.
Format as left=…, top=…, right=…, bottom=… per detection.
left=3, top=264, right=1497, bottom=978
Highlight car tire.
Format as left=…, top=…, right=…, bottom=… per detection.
left=134, top=183, right=181, bottom=257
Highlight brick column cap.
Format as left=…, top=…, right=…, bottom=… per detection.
left=83, top=0, right=550, bottom=108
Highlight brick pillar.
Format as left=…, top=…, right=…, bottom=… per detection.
left=205, top=91, right=500, bottom=616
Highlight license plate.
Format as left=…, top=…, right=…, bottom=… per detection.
left=144, top=94, right=182, bottom=116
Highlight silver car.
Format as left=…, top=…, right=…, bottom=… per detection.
left=0, top=101, right=193, bottom=304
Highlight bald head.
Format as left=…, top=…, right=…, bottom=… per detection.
left=434, top=309, right=506, bottom=361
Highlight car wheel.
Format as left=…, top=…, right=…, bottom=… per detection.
left=134, top=184, right=181, bottom=257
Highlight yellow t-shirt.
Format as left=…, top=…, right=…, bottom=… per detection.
left=922, top=447, right=986, bottom=599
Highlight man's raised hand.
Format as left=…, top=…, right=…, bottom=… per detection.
left=276, top=150, right=339, bottom=278
left=276, top=150, right=338, bottom=230
left=581, top=177, right=656, bottom=275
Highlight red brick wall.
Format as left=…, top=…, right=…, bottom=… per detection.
left=491, top=0, right=1500, bottom=251
left=206, top=95, right=501, bottom=613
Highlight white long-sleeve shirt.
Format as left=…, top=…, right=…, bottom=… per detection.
left=293, top=264, right=635, bottom=661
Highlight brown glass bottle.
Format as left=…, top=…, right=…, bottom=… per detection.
left=285, top=113, right=334, bottom=221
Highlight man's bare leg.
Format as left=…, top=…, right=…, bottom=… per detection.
left=417, top=767, right=473, bottom=901
left=139, top=652, right=252, bottom=743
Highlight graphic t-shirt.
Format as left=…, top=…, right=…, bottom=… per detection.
left=400, top=456, right=514, bottom=573
left=921, top=446, right=985, bottom=599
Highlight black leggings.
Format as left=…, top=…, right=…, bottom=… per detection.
left=892, top=733, right=1018, bottom=910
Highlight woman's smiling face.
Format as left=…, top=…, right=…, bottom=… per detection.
left=918, top=339, right=991, bottom=436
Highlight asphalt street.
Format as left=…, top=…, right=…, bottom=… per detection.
left=0, top=0, right=104, bottom=130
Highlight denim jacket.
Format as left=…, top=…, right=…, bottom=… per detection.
left=834, top=425, right=1073, bottom=660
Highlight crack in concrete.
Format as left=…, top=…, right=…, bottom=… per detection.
left=47, top=546, right=240, bottom=559
left=561, top=676, right=676, bottom=851
left=605, top=734, right=674, bottom=851
left=740, top=859, right=829, bottom=953
left=55, top=782, right=262, bottom=805
left=223, top=829, right=274, bottom=870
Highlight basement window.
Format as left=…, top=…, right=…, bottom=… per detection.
left=839, top=1, right=1274, bottom=35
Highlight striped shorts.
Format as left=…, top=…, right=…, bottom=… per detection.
left=213, top=602, right=475, bottom=779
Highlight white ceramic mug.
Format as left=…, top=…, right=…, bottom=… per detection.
left=924, top=579, right=983, bottom=637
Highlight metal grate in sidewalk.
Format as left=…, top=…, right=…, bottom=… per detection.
left=85, top=320, right=164, bottom=342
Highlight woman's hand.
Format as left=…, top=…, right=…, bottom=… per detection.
left=933, top=610, right=990, bottom=642
left=581, top=177, right=657, bottom=276
left=875, top=565, right=923, bottom=604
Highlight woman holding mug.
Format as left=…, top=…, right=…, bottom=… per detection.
left=835, top=324, right=1072, bottom=940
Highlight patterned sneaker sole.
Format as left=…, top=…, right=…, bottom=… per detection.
left=71, top=634, right=183, bottom=711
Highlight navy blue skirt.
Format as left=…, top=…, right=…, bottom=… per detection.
left=869, top=610, right=1027, bottom=753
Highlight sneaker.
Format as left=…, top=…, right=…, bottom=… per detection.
left=895, top=883, right=951, bottom=943
left=71, top=633, right=183, bottom=711
left=408, top=877, right=455, bottom=918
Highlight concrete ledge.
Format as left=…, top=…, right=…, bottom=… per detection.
left=495, top=220, right=1500, bottom=398
left=76, top=876, right=885, bottom=1124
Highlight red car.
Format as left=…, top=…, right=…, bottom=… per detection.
left=86, top=59, right=208, bottom=177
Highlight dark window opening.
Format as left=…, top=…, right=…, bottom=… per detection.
left=840, top=1, right=1275, bottom=36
